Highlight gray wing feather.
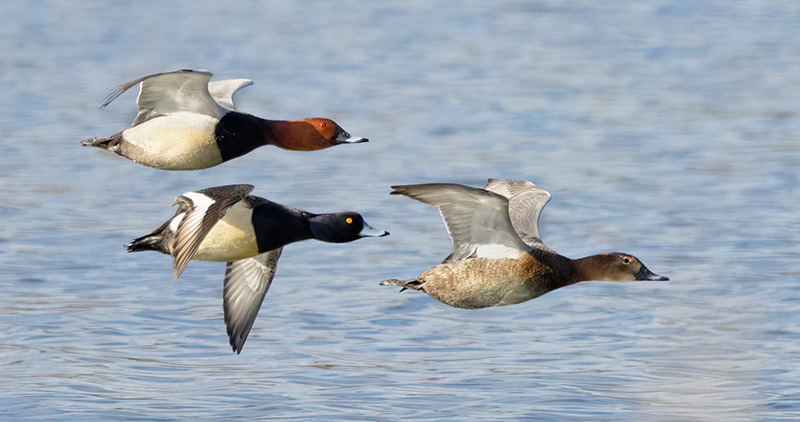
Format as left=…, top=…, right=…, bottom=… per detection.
left=223, top=248, right=283, bottom=354
left=391, top=183, right=531, bottom=262
left=208, top=78, right=253, bottom=111
left=485, top=179, right=552, bottom=251
left=100, top=69, right=225, bottom=126
left=171, top=184, right=255, bottom=278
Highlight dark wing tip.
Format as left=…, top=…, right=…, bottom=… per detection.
left=224, top=314, right=246, bottom=354
left=226, top=322, right=248, bottom=354
left=99, top=85, right=126, bottom=108
left=196, top=184, right=255, bottom=201
left=181, top=68, right=212, bottom=76
left=230, top=336, right=244, bottom=354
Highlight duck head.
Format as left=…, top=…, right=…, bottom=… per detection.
left=577, top=253, right=668, bottom=282
left=297, top=118, right=368, bottom=149
left=309, top=212, right=389, bottom=243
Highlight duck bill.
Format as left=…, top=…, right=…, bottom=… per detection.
left=335, top=130, right=368, bottom=144
left=337, top=136, right=368, bottom=144
left=635, top=264, right=669, bottom=281
left=359, top=221, right=389, bottom=238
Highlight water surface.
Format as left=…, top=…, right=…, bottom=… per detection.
left=1, top=1, right=799, bottom=420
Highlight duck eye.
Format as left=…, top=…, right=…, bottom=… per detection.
left=346, top=217, right=353, bottom=224
left=622, top=257, right=631, bottom=264
left=319, top=121, right=327, bottom=129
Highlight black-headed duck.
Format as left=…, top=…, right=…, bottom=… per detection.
left=381, top=179, right=667, bottom=309
left=82, top=69, right=367, bottom=170
left=127, top=184, right=388, bottom=353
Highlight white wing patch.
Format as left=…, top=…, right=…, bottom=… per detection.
left=181, top=191, right=214, bottom=209
left=168, top=212, right=186, bottom=233
left=475, top=244, right=528, bottom=260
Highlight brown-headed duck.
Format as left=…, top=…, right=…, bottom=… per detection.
left=82, top=69, right=367, bottom=170
left=126, top=184, right=388, bottom=353
left=381, top=179, right=667, bottom=309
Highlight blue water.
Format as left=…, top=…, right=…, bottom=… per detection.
left=1, top=1, right=799, bottom=420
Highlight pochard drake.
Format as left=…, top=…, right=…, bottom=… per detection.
left=381, top=179, right=667, bottom=309
left=82, top=69, right=367, bottom=170
left=126, top=184, right=388, bottom=353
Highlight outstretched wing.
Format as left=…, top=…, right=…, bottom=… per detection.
left=223, top=248, right=283, bottom=354
left=391, top=183, right=531, bottom=262
left=208, top=78, right=253, bottom=111
left=484, top=179, right=552, bottom=251
left=101, top=69, right=226, bottom=126
left=170, top=184, right=255, bottom=278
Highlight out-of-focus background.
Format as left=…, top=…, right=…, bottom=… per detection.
left=1, top=1, right=798, bottom=420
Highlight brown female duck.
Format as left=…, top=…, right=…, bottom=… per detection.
left=381, top=179, right=667, bottom=309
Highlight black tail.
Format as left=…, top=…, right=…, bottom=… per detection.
left=125, top=221, right=170, bottom=253
left=125, top=234, right=161, bottom=253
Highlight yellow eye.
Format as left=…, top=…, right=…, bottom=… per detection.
left=346, top=217, right=353, bottom=224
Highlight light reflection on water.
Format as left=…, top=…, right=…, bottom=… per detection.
left=1, top=0, right=799, bottom=420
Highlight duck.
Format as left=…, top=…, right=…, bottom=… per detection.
left=82, top=69, right=367, bottom=170
left=380, top=179, right=667, bottom=309
left=126, top=184, right=388, bottom=353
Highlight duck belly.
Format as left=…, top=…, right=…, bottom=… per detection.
left=420, top=258, right=543, bottom=309
left=120, top=113, right=224, bottom=170
left=193, top=202, right=260, bottom=262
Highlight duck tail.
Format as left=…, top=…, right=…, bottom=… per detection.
left=125, top=222, right=170, bottom=254
left=379, top=278, right=425, bottom=292
left=81, top=132, right=122, bottom=151
left=125, top=234, right=161, bottom=253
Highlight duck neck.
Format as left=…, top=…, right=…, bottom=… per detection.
left=307, top=214, right=342, bottom=243
left=572, top=254, right=609, bottom=283
left=215, top=112, right=276, bottom=161
left=262, top=119, right=325, bottom=151
left=251, top=201, right=314, bottom=252
left=528, top=249, right=583, bottom=291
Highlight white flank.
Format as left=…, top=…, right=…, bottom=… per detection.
left=194, top=201, right=259, bottom=262
left=121, top=112, right=224, bottom=170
